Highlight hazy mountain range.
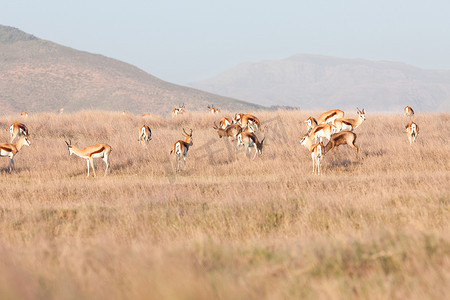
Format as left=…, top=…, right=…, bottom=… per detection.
left=0, top=25, right=259, bottom=115
left=191, top=54, right=450, bottom=112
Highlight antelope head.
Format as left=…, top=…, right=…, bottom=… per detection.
left=357, top=107, right=366, bottom=120
left=65, top=139, right=74, bottom=155
left=182, top=128, right=193, bottom=145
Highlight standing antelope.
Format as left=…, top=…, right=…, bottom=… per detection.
left=10, top=122, right=29, bottom=143
left=236, top=130, right=265, bottom=160
left=333, top=108, right=366, bottom=133
left=20, top=112, right=28, bottom=118
left=172, top=103, right=185, bottom=117
left=307, top=123, right=333, bottom=143
left=0, top=136, right=31, bottom=173
left=170, top=128, right=193, bottom=172
left=138, top=125, right=152, bottom=145
left=405, top=122, right=419, bottom=144
left=237, top=114, right=261, bottom=130
left=219, top=117, right=233, bottom=129
left=300, top=134, right=324, bottom=175
left=213, top=122, right=242, bottom=140
left=65, top=140, right=111, bottom=177
left=324, top=131, right=359, bottom=159
left=404, top=106, right=414, bottom=117
left=305, top=117, right=318, bottom=131
left=318, top=109, right=344, bottom=124
left=207, top=105, right=220, bottom=114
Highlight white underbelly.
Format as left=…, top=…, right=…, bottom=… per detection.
left=91, top=152, right=105, bottom=159
left=0, top=149, right=11, bottom=157
left=341, top=124, right=353, bottom=131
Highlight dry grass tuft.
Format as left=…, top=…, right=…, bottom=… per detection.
left=0, top=110, right=448, bottom=299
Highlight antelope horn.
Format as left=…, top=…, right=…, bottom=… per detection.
left=182, top=128, right=189, bottom=136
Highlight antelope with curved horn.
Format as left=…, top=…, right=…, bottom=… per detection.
left=325, top=131, right=359, bottom=160
left=170, top=128, right=193, bottom=172
left=300, top=134, right=324, bottom=175
left=404, top=106, right=414, bottom=117
left=207, top=105, right=220, bottom=114
left=138, top=125, right=152, bottom=145
left=0, top=136, right=31, bottom=173
left=333, top=108, right=366, bottom=133
left=65, top=140, right=112, bottom=177
left=318, top=109, right=344, bottom=125
left=236, top=130, right=265, bottom=160
left=172, top=103, right=185, bottom=117
left=405, top=122, right=419, bottom=144
left=10, top=122, right=29, bottom=143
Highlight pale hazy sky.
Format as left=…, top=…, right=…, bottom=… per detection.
left=2, top=0, right=450, bottom=85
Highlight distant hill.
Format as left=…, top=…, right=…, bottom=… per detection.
left=190, top=54, right=450, bottom=112
left=0, top=25, right=260, bottom=115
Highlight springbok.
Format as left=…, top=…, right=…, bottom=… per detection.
left=405, top=122, right=419, bottom=144
left=65, top=140, right=112, bottom=177
left=141, top=113, right=151, bottom=118
left=0, top=136, right=31, bottom=173
left=236, top=130, right=265, bottom=160
left=170, top=128, right=193, bottom=172
left=207, top=105, right=220, bottom=114
left=138, top=125, right=152, bottom=145
left=305, top=117, right=318, bottom=131
left=219, top=117, right=233, bottom=129
left=10, top=122, right=29, bottom=143
left=307, top=123, right=333, bottom=143
left=404, top=106, right=414, bottom=117
left=172, top=103, right=185, bottom=117
left=324, top=131, right=359, bottom=159
left=317, top=109, right=344, bottom=124
left=236, top=114, right=261, bottom=130
left=20, top=112, right=28, bottom=118
left=300, top=134, right=324, bottom=175
left=333, top=108, right=366, bottom=133
left=213, top=122, right=242, bottom=140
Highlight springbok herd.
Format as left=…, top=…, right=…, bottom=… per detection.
left=1, top=105, right=419, bottom=176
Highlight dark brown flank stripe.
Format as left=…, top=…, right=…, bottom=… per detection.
left=0, top=144, right=15, bottom=153
left=343, top=120, right=352, bottom=126
left=89, top=146, right=105, bottom=156
left=325, top=112, right=337, bottom=121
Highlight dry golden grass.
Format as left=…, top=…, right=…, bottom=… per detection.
left=0, top=110, right=448, bottom=299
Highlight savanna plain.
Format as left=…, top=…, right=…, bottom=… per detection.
left=0, top=110, right=448, bottom=299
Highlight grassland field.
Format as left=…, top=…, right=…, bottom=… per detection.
left=0, top=110, right=448, bottom=299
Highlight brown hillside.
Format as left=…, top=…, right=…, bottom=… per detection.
left=0, top=25, right=260, bottom=115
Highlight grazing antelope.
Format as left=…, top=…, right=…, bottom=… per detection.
left=170, top=128, right=193, bottom=172
left=307, top=123, right=333, bottom=143
left=207, top=105, right=220, bottom=114
left=138, top=125, right=152, bottom=145
left=0, top=136, right=31, bottom=173
left=305, top=117, right=318, bottom=131
left=333, top=108, right=366, bottom=133
left=219, top=117, right=233, bottom=129
left=325, top=131, right=359, bottom=159
left=20, top=112, right=28, bottom=118
left=213, top=122, right=242, bottom=140
left=10, top=122, right=29, bottom=143
left=404, top=106, right=414, bottom=117
left=300, top=134, right=324, bottom=175
left=236, top=130, right=265, bottom=160
left=172, top=103, right=185, bottom=117
left=318, top=109, right=344, bottom=124
left=405, top=122, right=419, bottom=144
left=65, top=140, right=111, bottom=177
left=141, top=112, right=151, bottom=117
